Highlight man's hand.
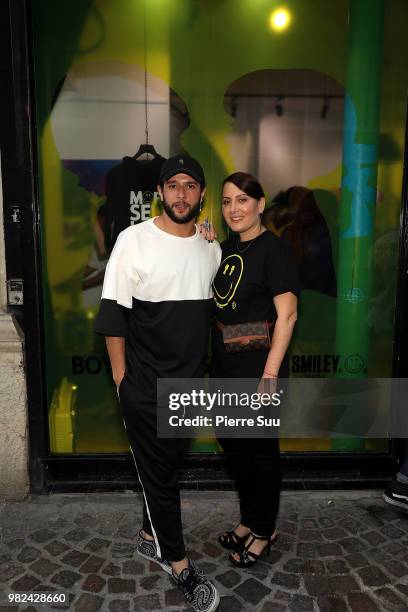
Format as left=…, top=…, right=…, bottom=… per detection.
left=199, top=218, right=217, bottom=242
left=106, top=336, right=126, bottom=390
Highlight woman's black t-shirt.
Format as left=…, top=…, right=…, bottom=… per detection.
left=211, top=230, right=299, bottom=378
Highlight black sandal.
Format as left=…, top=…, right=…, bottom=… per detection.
left=218, top=528, right=249, bottom=550
left=229, top=532, right=277, bottom=568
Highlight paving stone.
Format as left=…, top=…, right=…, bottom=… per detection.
left=132, top=594, right=161, bottom=610
left=218, top=596, right=243, bottom=612
left=85, top=538, right=110, bottom=552
left=82, top=574, right=106, bottom=593
left=164, top=587, right=185, bottom=606
left=122, top=560, right=144, bottom=575
left=317, top=542, right=343, bottom=557
left=283, top=558, right=325, bottom=574
left=322, top=527, right=348, bottom=540
left=61, top=550, right=89, bottom=568
left=271, top=571, right=300, bottom=590
left=0, top=553, right=12, bottom=566
left=357, top=566, right=389, bottom=587
left=317, top=517, right=334, bottom=528
left=338, top=518, right=363, bottom=534
left=115, top=525, right=138, bottom=540
left=74, top=514, right=98, bottom=529
left=278, top=520, right=297, bottom=535
left=382, top=558, right=408, bottom=578
left=360, top=530, right=386, bottom=546
left=185, top=549, right=203, bottom=561
left=79, top=556, right=105, bottom=574
left=5, top=538, right=25, bottom=551
left=297, top=543, right=317, bottom=558
left=298, top=529, right=324, bottom=542
left=51, top=570, right=82, bottom=588
left=202, top=542, right=222, bottom=558
left=1, top=563, right=25, bottom=581
left=374, top=587, right=407, bottom=610
left=395, top=583, right=408, bottom=597
left=111, top=543, right=134, bottom=559
left=380, top=525, right=406, bottom=539
left=317, top=595, right=348, bottom=612
left=329, top=575, right=359, bottom=594
left=10, top=574, right=41, bottom=591
left=29, top=558, right=60, bottom=578
left=304, top=575, right=330, bottom=596
left=107, top=578, right=136, bottom=594
left=63, top=529, right=92, bottom=545
left=344, top=553, right=370, bottom=568
left=260, top=549, right=282, bottom=566
left=215, top=569, right=241, bottom=588
left=339, top=537, right=366, bottom=554
left=347, top=592, right=381, bottom=612
left=29, top=528, right=56, bottom=543
left=74, top=593, right=103, bottom=612
left=260, top=603, right=285, bottom=612
left=288, top=594, right=315, bottom=611
left=103, top=563, right=121, bottom=577
left=108, top=600, right=130, bottom=612
left=17, top=546, right=42, bottom=563
left=139, top=575, right=161, bottom=590
left=196, top=561, right=217, bottom=574
left=325, top=559, right=348, bottom=574
left=44, top=541, right=70, bottom=556
left=274, top=589, right=292, bottom=604
left=382, top=541, right=406, bottom=556
left=274, top=533, right=295, bottom=552
left=234, top=577, right=271, bottom=605
left=302, top=519, right=318, bottom=529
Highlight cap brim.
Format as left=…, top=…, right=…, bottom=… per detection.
left=160, top=168, right=205, bottom=185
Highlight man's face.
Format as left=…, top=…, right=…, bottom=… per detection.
left=158, top=173, right=205, bottom=224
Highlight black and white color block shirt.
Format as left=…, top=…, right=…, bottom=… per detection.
left=95, top=217, right=221, bottom=401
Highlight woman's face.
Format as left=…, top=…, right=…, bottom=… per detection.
left=222, top=181, right=264, bottom=235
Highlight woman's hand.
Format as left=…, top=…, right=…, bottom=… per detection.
left=257, top=373, right=278, bottom=397
left=199, top=218, right=217, bottom=242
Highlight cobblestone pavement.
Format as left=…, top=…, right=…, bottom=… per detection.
left=1, top=490, right=408, bottom=612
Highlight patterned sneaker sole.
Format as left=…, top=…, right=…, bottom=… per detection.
left=136, top=549, right=172, bottom=574
left=207, top=588, right=220, bottom=612
left=383, top=492, right=408, bottom=510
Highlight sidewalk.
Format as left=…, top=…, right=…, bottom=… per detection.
left=1, top=490, right=407, bottom=612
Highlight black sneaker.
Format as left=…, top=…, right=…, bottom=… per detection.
left=172, top=559, right=219, bottom=612
left=383, top=478, right=408, bottom=510
left=136, top=530, right=172, bottom=574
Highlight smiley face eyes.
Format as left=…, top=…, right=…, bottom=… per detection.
left=223, top=264, right=236, bottom=276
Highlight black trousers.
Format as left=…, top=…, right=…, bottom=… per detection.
left=217, top=436, right=281, bottom=537
left=119, top=377, right=190, bottom=562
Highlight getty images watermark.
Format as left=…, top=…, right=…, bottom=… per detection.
left=157, top=377, right=408, bottom=439
left=167, top=388, right=282, bottom=429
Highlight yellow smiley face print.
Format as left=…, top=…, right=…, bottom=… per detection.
left=212, top=254, right=243, bottom=309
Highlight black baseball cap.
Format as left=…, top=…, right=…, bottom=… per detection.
left=159, top=155, right=205, bottom=187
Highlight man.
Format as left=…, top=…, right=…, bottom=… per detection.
left=95, top=155, right=221, bottom=612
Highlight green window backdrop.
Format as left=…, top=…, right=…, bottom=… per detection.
left=32, top=0, right=408, bottom=454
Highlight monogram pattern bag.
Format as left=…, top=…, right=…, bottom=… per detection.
left=216, top=320, right=274, bottom=353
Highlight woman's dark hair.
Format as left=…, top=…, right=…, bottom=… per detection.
left=223, top=172, right=265, bottom=200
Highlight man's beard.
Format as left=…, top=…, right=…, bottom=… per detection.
left=162, top=198, right=201, bottom=224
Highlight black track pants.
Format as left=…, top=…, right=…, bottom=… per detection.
left=119, top=378, right=190, bottom=562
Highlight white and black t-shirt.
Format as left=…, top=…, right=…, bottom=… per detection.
left=95, top=217, right=221, bottom=400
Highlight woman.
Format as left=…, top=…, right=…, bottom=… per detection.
left=211, top=172, right=299, bottom=568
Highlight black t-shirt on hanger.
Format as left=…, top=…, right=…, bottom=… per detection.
left=104, top=155, right=166, bottom=251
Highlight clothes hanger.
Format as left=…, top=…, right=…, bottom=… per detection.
left=133, top=5, right=159, bottom=161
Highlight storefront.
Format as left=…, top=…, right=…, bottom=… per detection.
left=2, top=0, right=408, bottom=492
